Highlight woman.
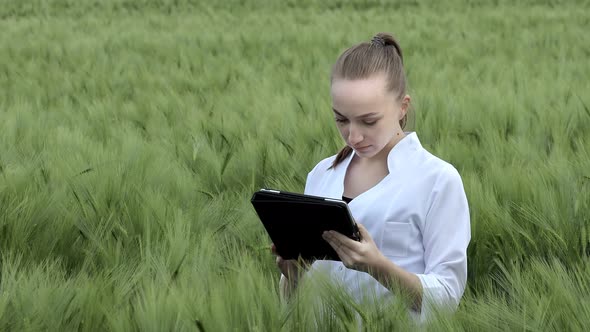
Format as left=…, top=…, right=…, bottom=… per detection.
left=272, top=32, right=471, bottom=322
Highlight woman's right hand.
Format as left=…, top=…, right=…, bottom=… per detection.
left=271, top=243, right=314, bottom=281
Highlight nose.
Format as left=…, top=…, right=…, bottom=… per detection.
left=348, top=123, right=363, bottom=146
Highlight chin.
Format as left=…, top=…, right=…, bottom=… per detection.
left=353, top=146, right=377, bottom=158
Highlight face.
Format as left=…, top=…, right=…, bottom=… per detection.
left=330, top=74, right=410, bottom=159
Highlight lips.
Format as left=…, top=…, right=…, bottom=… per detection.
left=355, top=145, right=371, bottom=151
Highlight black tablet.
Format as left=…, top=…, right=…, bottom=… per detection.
left=251, top=188, right=361, bottom=261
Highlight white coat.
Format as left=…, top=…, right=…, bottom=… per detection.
left=302, top=131, right=471, bottom=322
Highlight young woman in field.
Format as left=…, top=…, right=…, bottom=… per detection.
left=272, top=32, right=471, bottom=321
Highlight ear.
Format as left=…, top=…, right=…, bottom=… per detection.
left=400, top=94, right=411, bottom=119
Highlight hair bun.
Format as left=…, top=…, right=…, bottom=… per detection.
left=371, top=32, right=403, bottom=64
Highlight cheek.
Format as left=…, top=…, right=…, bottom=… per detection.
left=337, top=125, right=349, bottom=138
left=373, top=124, right=392, bottom=142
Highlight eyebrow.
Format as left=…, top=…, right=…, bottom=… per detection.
left=332, top=108, right=379, bottom=119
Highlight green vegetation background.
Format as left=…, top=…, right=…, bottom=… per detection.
left=1, top=0, right=589, bottom=330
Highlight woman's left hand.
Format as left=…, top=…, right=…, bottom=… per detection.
left=322, top=223, right=387, bottom=273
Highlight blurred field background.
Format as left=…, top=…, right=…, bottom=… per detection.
left=1, top=0, right=589, bottom=330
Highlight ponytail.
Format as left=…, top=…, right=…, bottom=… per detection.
left=371, top=32, right=403, bottom=65
left=328, top=146, right=353, bottom=170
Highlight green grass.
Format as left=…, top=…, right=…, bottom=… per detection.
left=1, top=0, right=589, bottom=330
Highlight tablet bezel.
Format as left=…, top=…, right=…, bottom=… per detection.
left=251, top=188, right=361, bottom=261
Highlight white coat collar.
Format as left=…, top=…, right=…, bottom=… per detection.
left=341, top=131, right=422, bottom=174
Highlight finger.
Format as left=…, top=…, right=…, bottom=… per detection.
left=323, top=232, right=353, bottom=262
left=322, top=233, right=340, bottom=254
left=325, top=230, right=361, bottom=251
left=277, top=258, right=295, bottom=278
left=322, top=231, right=346, bottom=252
left=324, top=239, right=357, bottom=270
left=357, top=224, right=373, bottom=244
left=332, top=243, right=354, bottom=268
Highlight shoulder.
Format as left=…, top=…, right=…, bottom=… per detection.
left=398, top=132, right=463, bottom=186
left=406, top=144, right=467, bottom=209
left=413, top=149, right=469, bottom=218
left=414, top=145, right=463, bottom=185
left=307, top=154, right=338, bottom=177
left=303, top=154, right=338, bottom=195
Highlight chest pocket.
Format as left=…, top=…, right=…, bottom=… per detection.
left=380, top=221, right=412, bottom=257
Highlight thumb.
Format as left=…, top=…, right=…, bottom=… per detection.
left=357, top=223, right=372, bottom=243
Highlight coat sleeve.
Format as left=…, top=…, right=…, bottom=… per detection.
left=414, top=166, right=471, bottom=322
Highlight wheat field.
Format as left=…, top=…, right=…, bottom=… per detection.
left=0, top=0, right=589, bottom=330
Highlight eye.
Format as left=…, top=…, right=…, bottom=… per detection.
left=335, top=118, right=348, bottom=124
left=363, top=120, right=378, bottom=126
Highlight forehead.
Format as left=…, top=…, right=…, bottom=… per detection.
left=331, top=75, right=390, bottom=113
